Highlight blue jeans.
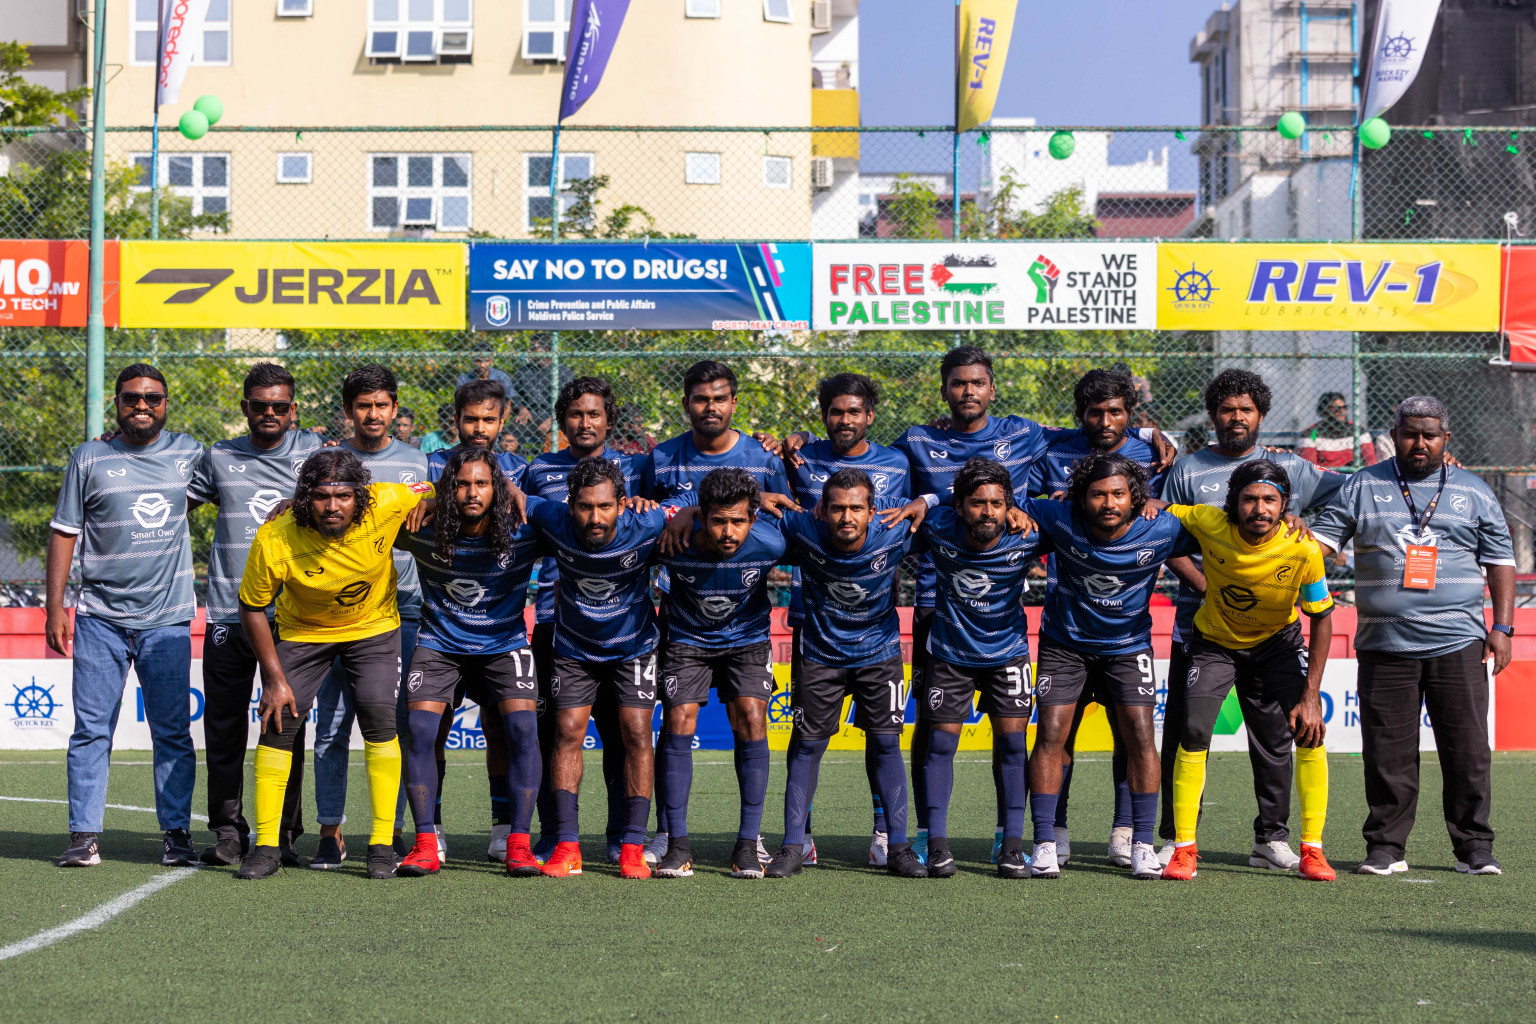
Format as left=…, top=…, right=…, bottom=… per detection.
left=311, top=618, right=417, bottom=827
left=67, top=615, right=195, bottom=833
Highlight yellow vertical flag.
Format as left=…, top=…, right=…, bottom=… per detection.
left=956, top=0, right=1018, bottom=132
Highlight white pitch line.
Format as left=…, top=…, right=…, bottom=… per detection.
left=0, top=867, right=197, bottom=962
left=0, top=795, right=208, bottom=822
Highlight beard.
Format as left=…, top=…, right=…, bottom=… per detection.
left=966, top=517, right=1003, bottom=544
left=1214, top=422, right=1254, bottom=450
left=314, top=519, right=351, bottom=539
left=117, top=408, right=165, bottom=444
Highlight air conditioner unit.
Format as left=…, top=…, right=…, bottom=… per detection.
left=277, top=0, right=312, bottom=16
left=811, top=157, right=834, bottom=190
left=811, top=0, right=832, bottom=32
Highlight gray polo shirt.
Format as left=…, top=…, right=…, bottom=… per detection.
left=1312, top=459, right=1515, bottom=657
left=342, top=437, right=430, bottom=620
left=51, top=430, right=206, bottom=629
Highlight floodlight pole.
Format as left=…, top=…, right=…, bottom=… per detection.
left=952, top=0, right=961, bottom=240
left=85, top=0, right=110, bottom=442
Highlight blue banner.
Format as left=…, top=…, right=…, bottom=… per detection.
left=468, top=243, right=811, bottom=331
left=560, top=0, right=631, bottom=121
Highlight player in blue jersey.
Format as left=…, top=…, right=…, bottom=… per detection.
left=526, top=457, right=669, bottom=880
left=1026, top=452, right=1201, bottom=879
left=915, top=459, right=1041, bottom=880
left=393, top=448, right=542, bottom=877
left=426, top=377, right=528, bottom=488
left=524, top=377, right=640, bottom=866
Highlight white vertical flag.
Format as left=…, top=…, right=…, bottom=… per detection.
left=1359, top=0, right=1442, bottom=123
left=156, top=0, right=213, bottom=107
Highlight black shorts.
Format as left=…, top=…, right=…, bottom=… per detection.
left=405, top=644, right=538, bottom=708
left=275, top=628, right=401, bottom=722
left=792, top=654, right=907, bottom=739
left=925, top=655, right=1035, bottom=723
left=1035, top=640, right=1158, bottom=708
left=550, top=651, right=659, bottom=711
left=661, top=641, right=774, bottom=709
left=1187, top=620, right=1308, bottom=704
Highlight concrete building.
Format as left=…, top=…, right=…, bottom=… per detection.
left=810, top=0, right=862, bottom=239
left=0, top=0, right=89, bottom=99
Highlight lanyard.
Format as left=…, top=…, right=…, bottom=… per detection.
left=1391, top=458, right=1447, bottom=536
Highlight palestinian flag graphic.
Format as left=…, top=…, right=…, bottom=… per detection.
left=929, top=254, right=998, bottom=295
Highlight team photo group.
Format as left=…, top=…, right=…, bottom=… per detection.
left=46, top=344, right=1514, bottom=885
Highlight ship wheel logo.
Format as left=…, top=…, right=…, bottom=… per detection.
left=1381, top=32, right=1415, bottom=61
left=11, top=680, right=59, bottom=725
left=1167, top=263, right=1218, bottom=306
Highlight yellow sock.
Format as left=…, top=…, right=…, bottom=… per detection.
left=1296, top=744, right=1328, bottom=845
left=364, top=738, right=402, bottom=847
left=1172, top=745, right=1209, bottom=844
left=253, top=746, right=294, bottom=848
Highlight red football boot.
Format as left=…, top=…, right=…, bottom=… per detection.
left=619, top=842, right=652, bottom=879
left=396, top=832, right=441, bottom=876
left=1299, top=843, right=1336, bottom=881
left=540, top=840, right=583, bottom=877
left=1162, top=843, right=1199, bottom=881
left=505, top=833, right=542, bottom=877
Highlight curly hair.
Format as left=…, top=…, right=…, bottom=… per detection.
left=291, top=449, right=373, bottom=532
left=817, top=372, right=880, bottom=415
left=953, top=457, right=1014, bottom=507
left=1204, top=368, right=1272, bottom=419
left=1068, top=452, right=1150, bottom=519
left=433, top=447, right=516, bottom=565
left=568, top=455, right=627, bottom=503
left=1223, top=459, right=1290, bottom=523
left=699, top=467, right=761, bottom=518
left=1073, top=368, right=1138, bottom=420
left=556, top=376, right=619, bottom=426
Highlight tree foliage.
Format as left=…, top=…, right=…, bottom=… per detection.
left=0, top=41, right=89, bottom=127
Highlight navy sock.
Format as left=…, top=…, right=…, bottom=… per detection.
left=653, top=740, right=670, bottom=836
left=434, top=758, right=446, bottom=826
left=1031, top=791, right=1059, bottom=844
left=1112, top=747, right=1133, bottom=829
left=404, top=709, right=442, bottom=835
left=1055, top=761, right=1074, bottom=829
left=922, top=729, right=960, bottom=839
left=864, top=744, right=888, bottom=833
left=734, top=737, right=770, bottom=840
left=787, top=730, right=814, bottom=835
left=1131, top=790, right=1158, bottom=847
left=488, top=772, right=510, bottom=827
left=1000, top=731, right=1030, bottom=839
left=992, top=739, right=1006, bottom=830
left=910, top=727, right=928, bottom=832
left=622, top=794, right=650, bottom=847
left=783, top=733, right=828, bottom=846
left=662, top=732, right=694, bottom=839
left=535, top=707, right=557, bottom=839
left=554, top=789, right=580, bottom=844
left=502, top=710, right=539, bottom=835
left=869, top=733, right=909, bottom=846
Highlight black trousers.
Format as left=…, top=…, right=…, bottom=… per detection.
left=1359, top=641, right=1494, bottom=860
left=201, top=620, right=305, bottom=839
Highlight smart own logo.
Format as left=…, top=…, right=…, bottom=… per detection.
left=246, top=488, right=285, bottom=523
left=445, top=578, right=487, bottom=606
left=951, top=568, right=993, bottom=600
left=574, top=577, right=618, bottom=602
left=335, top=581, right=373, bottom=607
left=1220, top=584, right=1259, bottom=612
left=130, top=492, right=173, bottom=529
left=826, top=580, right=869, bottom=608
left=699, top=596, right=739, bottom=621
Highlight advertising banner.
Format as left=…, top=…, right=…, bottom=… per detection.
left=0, top=240, right=118, bottom=328
left=1158, top=242, right=1501, bottom=331
left=812, top=242, right=1158, bottom=331
left=468, top=242, right=810, bottom=330
left=1501, top=245, right=1536, bottom=363
left=121, top=241, right=466, bottom=329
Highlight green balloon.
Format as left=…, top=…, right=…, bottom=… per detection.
left=1360, top=117, right=1392, bottom=150
left=1048, top=131, right=1075, bottom=160
left=193, top=94, right=223, bottom=126
left=178, top=109, right=209, bottom=141
left=1277, top=111, right=1306, bottom=140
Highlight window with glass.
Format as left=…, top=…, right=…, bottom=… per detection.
left=523, top=151, right=594, bottom=232
left=131, top=0, right=231, bottom=65
left=368, top=153, right=472, bottom=231
left=130, top=152, right=231, bottom=217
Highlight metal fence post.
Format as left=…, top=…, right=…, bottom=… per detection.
left=84, top=0, right=110, bottom=443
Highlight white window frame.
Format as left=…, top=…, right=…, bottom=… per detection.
left=277, top=0, right=313, bottom=17
left=522, top=151, right=595, bottom=233
left=130, top=0, right=233, bottom=66
left=685, top=152, right=722, bottom=186
left=523, top=0, right=574, bottom=61
left=762, top=0, right=793, bottom=24
left=367, top=0, right=474, bottom=63
left=763, top=155, right=792, bottom=189
left=368, top=152, right=473, bottom=232
left=276, top=152, right=313, bottom=184
left=685, top=0, right=721, bottom=17
left=129, top=151, right=232, bottom=219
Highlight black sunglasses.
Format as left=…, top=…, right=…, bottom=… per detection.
left=117, top=391, right=166, bottom=408
left=246, top=400, right=293, bottom=415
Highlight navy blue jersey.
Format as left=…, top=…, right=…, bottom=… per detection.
left=779, top=507, right=916, bottom=668
left=426, top=444, right=528, bottom=489
left=1026, top=433, right=1165, bottom=500
left=917, top=506, right=1042, bottom=667
left=1029, top=499, right=1199, bottom=654
left=395, top=518, right=540, bottom=657
left=661, top=517, right=788, bottom=650
left=526, top=498, right=665, bottom=663
left=524, top=447, right=641, bottom=623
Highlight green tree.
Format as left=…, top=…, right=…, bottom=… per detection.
left=0, top=150, right=229, bottom=239
left=531, top=174, right=695, bottom=241
left=0, top=41, right=89, bottom=126
left=964, top=170, right=1100, bottom=239
left=884, top=174, right=946, bottom=240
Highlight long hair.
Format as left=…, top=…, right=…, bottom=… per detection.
left=291, top=449, right=373, bottom=531
left=433, top=447, right=516, bottom=565
left=1067, top=452, right=1150, bottom=518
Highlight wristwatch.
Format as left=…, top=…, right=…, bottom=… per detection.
left=1491, top=624, right=1515, bottom=637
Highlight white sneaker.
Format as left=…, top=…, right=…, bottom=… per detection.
left=801, top=833, right=818, bottom=866
left=1055, top=827, right=1071, bottom=866
left=435, top=825, right=448, bottom=860
left=1031, top=840, right=1061, bottom=878
left=1107, top=826, right=1134, bottom=868
left=756, top=835, right=770, bottom=863
left=644, top=832, right=669, bottom=866
left=1249, top=839, right=1300, bottom=872
left=1130, top=842, right=1162, bottom=879
left=1157, top=840, right=1177, bottom=867
left=868, top=829, right=889, bottom=867
left=486, top=823, right=510, bottom=861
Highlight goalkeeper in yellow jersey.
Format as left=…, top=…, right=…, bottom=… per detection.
left=1155, top=459, right=1336, bottom=882
left=234, top=448, right=433, bottom=880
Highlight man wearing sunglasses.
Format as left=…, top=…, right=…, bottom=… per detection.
left=48, top=364, right=208, bottom=868
left=187, top=363, right=320, bottom=868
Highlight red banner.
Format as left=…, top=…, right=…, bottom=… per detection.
left=1502, top=246, right=1536, bottom=364
left=0, top=240, right=118, bottom=328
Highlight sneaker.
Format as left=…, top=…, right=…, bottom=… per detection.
left=655, top=837, right=694, bottom=879
left=1031, top=840, right=1061, bottom=879
left=1250, top=839, right=1301, bottom=872
left=620, top=842, right=652, bottom=880
left=643, top=832, right=669, bottom=867
left=1456, top=849, right=1503, bottom=876
left=1356, top=849, right=1409, bottom=876
left=505, top=833, right=542, bottom=877
left=434, top=825, right=448, bottom=861
left=731, top=837, right=764, bottom=879
left=56, top=831, right=101, bottom=867
left=397, top=833, right=441, bottom=877
left=1298, top=843, right=1336, bottom=881
left=161, top=829, right=197, bottom=867
left=1157, top=839, right=1177, bottom=868
left=1107, top=826, right=1134, bottom=868
left=887, top=843, right=928, bottom=878
left=1162, top=843, right=1199, bottom=880
left=911, top=828, right=929, bottom=867
left=990, top=827, right=1004, bottom=865
left=868, top=829, right=889, bottom=867
left=1130, top=842, right=1162, bottom=879
left=235, top=845, right=282, bottom=880
left=1055, top=827, right=1071, bottom=866
left=996, top=837, right=1029, bottom=879
left=533, top=833, right=558, bottom=865
left=926, top=837, right=957, bottom=878
left=606, top=840, right=623, bottom=864
left=487, top=823, right=511, bottom=862
left=308, top=835, right=347, bottom=870
left=764, top=844, right=805, bottom=878
left=278, top=832, right=301, bottom=868
left=540, top=841, right=583, bottom=877
left=366, top=843, right=398, bottom=879
left=391, top=833, right=412, bottom=858
left=801, top=833, right=818, bottom=866
left=200, top=830, right=243, bottom=867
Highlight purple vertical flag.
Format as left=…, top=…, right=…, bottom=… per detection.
left=559, top=0, right=632, bottom=121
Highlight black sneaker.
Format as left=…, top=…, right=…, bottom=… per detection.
left=887, top=842, right=929, bottom=878
left=392, top=833, right=412, bottom=858
left=161, top=829, right=197, bottom=866
left=1355, top=848, right=1408, bottom=876
left=730, top=837, right=763, bottom=879
left=366, top=843, right=398, bottom=879
left=56, top=831, right=101, bottom=867
left=308, top=834, right=346, bottom=870
left=926, top=837, right=957, bottom=878
left=996, top=837, right=1029, bottom=879
left=656, top=836, right=694, bottom=878
left=764, top=844, right=805, bottom=878
left=200, top=829, right=243, bottom=866
left=235, top=845, right=282, bottom=880
left=278, top=831, right=302, bottom=868
left=1456, top=849, right=1503, bottom=875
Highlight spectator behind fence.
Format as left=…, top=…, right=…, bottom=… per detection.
left=509, top=333, right=574, bottom=443
left=1299, top=391, right=1377, bottom=469
left=393, top=407, right=419, bottom=448
left=454, top=340, right=516, bottom=396
left=419, top=403, right=459, bottom=455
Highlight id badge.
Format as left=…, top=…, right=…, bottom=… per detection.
left=1404, top=545, right=1438, bottom=590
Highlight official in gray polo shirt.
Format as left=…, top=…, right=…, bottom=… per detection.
left=47, top=363, right=207, bottom=868
left=1313, top=396, right=1516, bottom=877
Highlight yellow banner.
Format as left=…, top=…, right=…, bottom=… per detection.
left=956, top=0, right=1017, bottom=133
left=121, top=241, right=466, bottom=329
left=1157, top=242, right=1502, bottom=331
